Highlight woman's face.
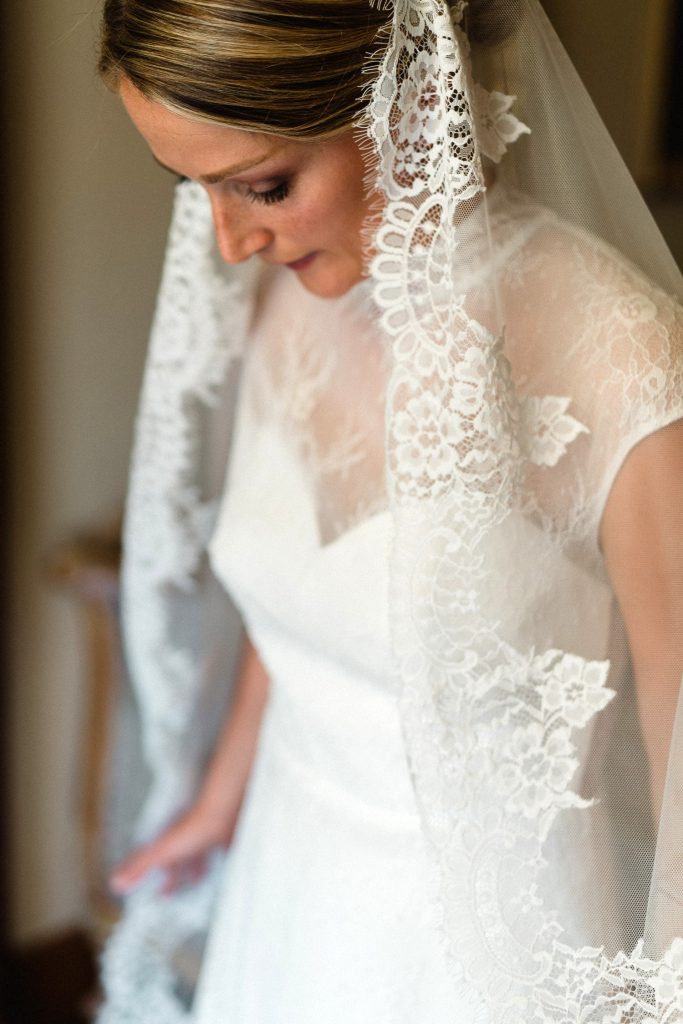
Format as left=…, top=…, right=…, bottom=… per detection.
left=120, top=79, right=373, bottom=299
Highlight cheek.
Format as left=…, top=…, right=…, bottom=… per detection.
left=286, top=193, right=352, bottom=247
left=284, top=155, right=368, bottom=249
left=286, top=198, right=328, bottom=238
left=316, top=179, right=367, bottom=243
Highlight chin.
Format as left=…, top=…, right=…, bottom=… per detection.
left=296, top=259, right=364, bottom=300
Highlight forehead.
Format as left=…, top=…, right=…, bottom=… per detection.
left=118, top=77, right=285, bottom=178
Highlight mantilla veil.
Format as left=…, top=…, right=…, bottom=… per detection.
left=98, top=1, right=683, bottom=1020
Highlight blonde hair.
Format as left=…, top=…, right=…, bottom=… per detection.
left=99, top=0, right=518, bottom=140
left=99, top=1, right=389, bottom=138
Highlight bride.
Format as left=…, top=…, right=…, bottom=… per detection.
left=97, top=1, right=683, bottom=1021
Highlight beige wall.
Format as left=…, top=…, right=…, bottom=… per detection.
left=7, top=1, right=173, bottom=941
left=543, top=0, right=676, bottom=185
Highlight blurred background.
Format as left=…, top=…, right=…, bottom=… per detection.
left=0, top=0, right=681, bottom=1020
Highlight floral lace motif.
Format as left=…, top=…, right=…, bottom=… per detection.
left=368, top=1, right=683, bottom=1021
left=122, top=183, right=250, bottom=805
left=99, top=184, right=251, bottom=1021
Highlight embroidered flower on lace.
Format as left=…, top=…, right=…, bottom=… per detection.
left=651, top=940, right=683, bottom=1010
left=520, top=395, right=589, bottom=468
left=393, top=389, right=464, bottom=486
left=537, top=652, right=613, bottom=729
left=392, top=140, right=429, bottom=186
left=495, top=722, right=578, bottom=818
left=397, top=51, right=443, bottom=142
left=471, top=84, right=532, bottom=164
left=446, top=349, right=519, bottom=472
left=642, top=366, right=668, bottom=403
left=615, top=292, right=658, bottom=325
left=449, top=344, right=492, bottom=420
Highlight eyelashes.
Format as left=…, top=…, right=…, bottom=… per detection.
left=247, top=180, right=290, bottom=206
left=174, top=174, right=291, bottom=207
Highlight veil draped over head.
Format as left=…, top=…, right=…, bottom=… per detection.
left=99, top=1, right=683, bottom=1021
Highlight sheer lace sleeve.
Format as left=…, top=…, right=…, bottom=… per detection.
left=499, top=212, right=683, bottom=566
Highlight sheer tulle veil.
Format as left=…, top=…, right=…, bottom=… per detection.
left=99, top=1, right=683, bottom=1021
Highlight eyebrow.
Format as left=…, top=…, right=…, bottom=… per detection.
left=152, top=147, right=281, bottom=184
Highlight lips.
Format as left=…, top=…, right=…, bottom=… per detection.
left=285, top=252, right=317, bottom=272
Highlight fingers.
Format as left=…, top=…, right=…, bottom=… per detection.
left=110, top=839, right=169, bottom=895
left=109, top=812, right=215, bottom=895
left=159, top=853, right=208, bottom=895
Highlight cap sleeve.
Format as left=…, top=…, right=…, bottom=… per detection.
left=502, top=217, right=683, bottom=561
left=588, top=283, right=683, bottom=534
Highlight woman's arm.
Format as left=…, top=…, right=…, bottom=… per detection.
left=600, top=419, right=683, bottom=817
left=196, top=634, right=270, bottom=824
left=111, top=634, right=270, bottom=894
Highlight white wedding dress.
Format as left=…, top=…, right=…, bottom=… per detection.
left=192, top=268, right=486, bottom=1023
left=186, top=181, right=683, bottom=1021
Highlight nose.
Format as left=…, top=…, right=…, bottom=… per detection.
left=209, top=197, right=274, bottom=265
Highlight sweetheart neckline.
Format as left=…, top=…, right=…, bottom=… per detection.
left=245, top=418, right=392, bottom=555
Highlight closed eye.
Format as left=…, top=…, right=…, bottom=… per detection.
left=247, top=180, right=290, bottom=206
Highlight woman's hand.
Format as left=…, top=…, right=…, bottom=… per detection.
left=111, top=634, right=270, bottom=896
left=110, top=792, right=240, bottom=896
